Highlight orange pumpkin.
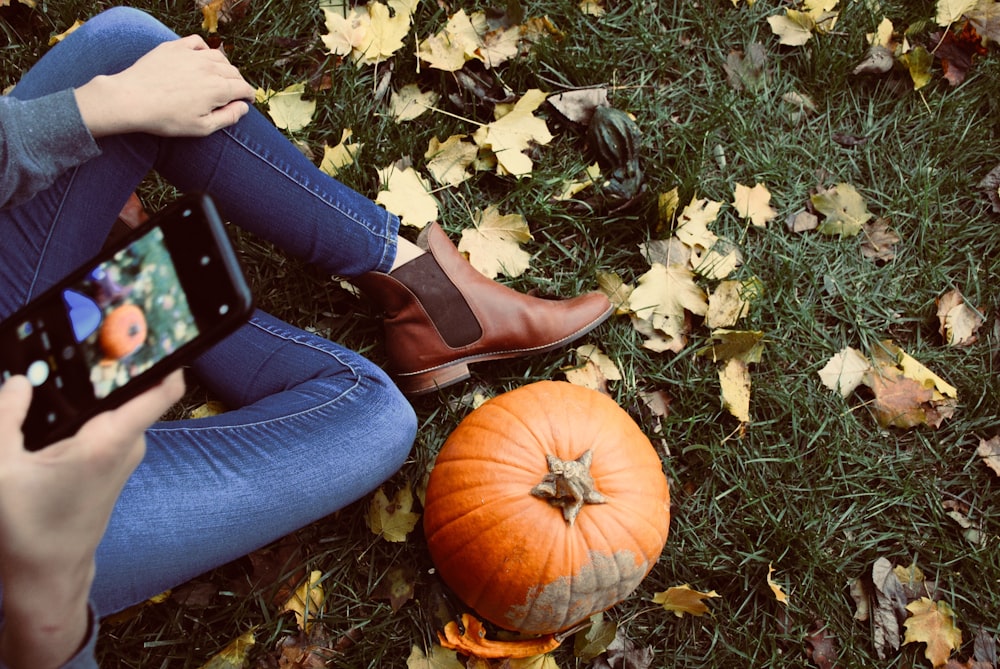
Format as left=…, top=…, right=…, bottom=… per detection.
left=423, top=380, right=671, bottom=636
left=99, top=303, right=147, bottom=359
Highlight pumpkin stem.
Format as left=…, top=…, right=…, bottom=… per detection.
left=529, top=449, right=607, bottom=525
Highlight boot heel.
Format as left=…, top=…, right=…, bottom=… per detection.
left=398, top=362, right=472, bottom=396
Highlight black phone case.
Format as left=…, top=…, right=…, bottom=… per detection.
left=0, top=193, right=253, bottom=449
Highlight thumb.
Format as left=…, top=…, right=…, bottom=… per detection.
left=0, top=376, right=32, bottom=453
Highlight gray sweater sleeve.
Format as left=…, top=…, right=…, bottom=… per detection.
left=0, top=89, right=102, bottom=209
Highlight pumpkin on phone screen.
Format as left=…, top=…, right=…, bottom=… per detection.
left=99, top=303, right=147, bottom=359
left=423, top=380, right=671, bottom=636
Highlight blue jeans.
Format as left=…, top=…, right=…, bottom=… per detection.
left=0, top=7, right=417, bottom=615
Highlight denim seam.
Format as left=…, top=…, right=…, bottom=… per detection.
left=220, top=125, right=397, bottom=274
left=147, top=317, right=371, bottom=435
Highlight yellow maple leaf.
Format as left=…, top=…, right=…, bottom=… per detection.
left=863, top=341, right=958, bottom=429
left=366, top=485, right=420, bottom=542
left=553, top=163, right=601, bottom=201
left=417, top=9, right=484, bottom=72
left=320, top=128, right=362, bottom=177
left=628, top=263, right=708, bottom=353
left=477, top=24, right=523, bottom=69
left=903, top=598, right=962, bottom=668
left=196, top=629, right=256, bottom=669
left=321, top=1, right=411, bottom=67
left=564, top=344, right=622, bottom=394
left=705, top=278, right=762, bottom=329
left=425, top=134, right=478, bottom=187
left=359, top=1, right=411, bottom=66
left=732, top=182, right=777, bottom=227
left=811, top=182, right=872, bottom=236
left=472, top=89, right=553, bottom=177
left=768, top=10, right=817, bottom=46
left=260, top=83, right=315, bottom=133
left=376, top=162, right=439, bottom=228
left=936, top=0, right=979, bottom=26
left=281, top=571, right=325, bottom=632
left=389, top=83, right=439, bottom=122
left=652, top=584, right=720, bottom=617
left=48, top=19, right=84, bottom=45
left=457, top=206, right=532, bottom=278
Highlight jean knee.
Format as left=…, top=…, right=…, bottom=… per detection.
left=73, top=7, right=178, bottom=64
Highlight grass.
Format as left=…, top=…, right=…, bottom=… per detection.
left=3, top=0, right=999, bottom=666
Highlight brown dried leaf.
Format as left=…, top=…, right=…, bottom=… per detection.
left=977, top=436, right=1000, bottom=477
left=805, top=621, right=838, bottom=669
left=860, top=218, right=900, bottom=263
left=937, top=288, right=985, bottom=347
left=371, top=566, right=416, bottom=612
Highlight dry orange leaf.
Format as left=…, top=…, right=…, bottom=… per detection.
left=652, top=584, right=721, bottom=617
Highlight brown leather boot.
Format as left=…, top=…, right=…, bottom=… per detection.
left=353, top=223, right=613, bottom=395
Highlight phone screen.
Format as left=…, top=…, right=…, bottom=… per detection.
left=63, top=226, right=200, bottom=398
left=0, top=194, right=253, bottom=449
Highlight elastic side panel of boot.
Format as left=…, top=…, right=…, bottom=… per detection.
left=391, top=254, right=483, bottom=348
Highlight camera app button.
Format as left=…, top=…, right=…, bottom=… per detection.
left=26, top=359, right=50, bottom=387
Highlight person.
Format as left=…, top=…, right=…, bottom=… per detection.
left=0, top=6, right=612, bottom=669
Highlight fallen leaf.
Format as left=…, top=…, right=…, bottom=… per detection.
left=767, top=563, right=789, bottom=605
left=376, top=162, right=439, bottom=228
left=786, top=209, right=819, bottom=232
left=818, top=346, right=872, bottom=398
left=902, top=45, right=935, bottom=89
left=967, top=2, right=1000, bottom=42
left=627, top=263, right=708, bottom=353
left=390, top=84, right=439, bottom=122
left=870, top=558, right=909, bottom=659
left=936, top=288, right=984, bottom=347
left=564, top=344, right=622, bottom=394
left=768, top=10, right=817, bottom=46
left=572, top=613, right=617, bottom=662
left=197, top=629, right=255, bottom=669
left=697, top=329, right=765, bottom=363
left=547, top=88, right=609, bottom=124
left=853, top=44, right=896, bottom=75
left=417, top=9, right=483, bottom=72
left=321, top=1, right=413, bottom=67
left=472, top=89, right=554, bottom=177
left=320, top=128, right=362, bottom=177
left=457, top=205, right=532, bottom=279
left=811, top=183, right=873, bottom=237
left=732, top=182, right=777, bottom=227
left=366, top=485, right=420, bottom=542
left=978, top=163, right=1000, bottom=213
left=596, top=270, right=633, bottom=315
left=805, top=621, right=838, bottom=669
left=260, top=83, right=316, bottom=133
left=652, top=584, right=720, bottom=617
left=425, top=134, right=478, bottom=187
left=705, top=278, right=762, bottom=329
left=860, top=218, right=901, bottom=262
left=282, top=571, right=325, bottom=632
left=904, top=598, right=963, bottom=668
left=406, top=643, right=464, bottom=669
left=724, top=43, right=769, bottom=91
left=719, top=357, right=751, bottom=423
left=977, top=436, right=1000, bottom=477
left=937, top=0, right=979, bottom=26
left=48, top=19, right=84, bottom=44
left=372, top=565, right=416, bottom=612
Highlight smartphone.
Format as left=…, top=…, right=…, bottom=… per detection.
left=0, top=193, right=253, bottom=450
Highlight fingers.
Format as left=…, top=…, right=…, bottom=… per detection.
left=76, top=370, right=185, bottom=447
left=0, top=376, right=31, bottom=457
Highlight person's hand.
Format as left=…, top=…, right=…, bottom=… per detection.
left=74, top=35, right=257, bottom=138
left=0, top=371, right=184, bottom=669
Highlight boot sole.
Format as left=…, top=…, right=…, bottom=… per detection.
left=395, top=304, right=615, bottom=396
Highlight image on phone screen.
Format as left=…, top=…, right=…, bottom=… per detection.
left=56, top=226, right=201, bottom=399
